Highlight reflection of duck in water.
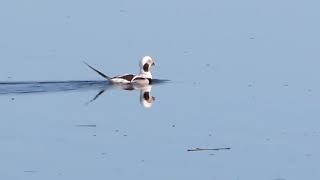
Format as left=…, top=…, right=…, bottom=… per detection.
left=84, top=56, right=155, bottom=85
left=140, top=85, right=155, bottom=108
left=87, top=83, right=156, bottom=108
left=0, top=80, right=166, bottom=108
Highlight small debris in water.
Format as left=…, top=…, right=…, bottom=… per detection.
left=76, top=124, right=97, bottom=127
left=187, top=147, right=231, bottom=152
left=115, top=129, right=119, bottom=133
left=172, top=125, right=176, bottom=128
left=11, top=98, right=15, bottom=100
left=123, top=134, right=127, bottom=137
left=305, top=153, right=311, bottom=157
left=206, top=63, right=211, bottom=67
left=24, top=170, right=37, bottom=173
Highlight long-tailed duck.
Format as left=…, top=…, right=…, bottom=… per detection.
left=84, top=56, right=155, bottom=85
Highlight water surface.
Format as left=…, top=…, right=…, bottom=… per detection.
left=0, top=0, right=320, bottom=180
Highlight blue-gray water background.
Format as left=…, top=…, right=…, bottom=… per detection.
left=0, top=0, right=319, bottom=179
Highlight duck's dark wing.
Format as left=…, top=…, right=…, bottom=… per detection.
left=115, top=74, right=135, bottom=81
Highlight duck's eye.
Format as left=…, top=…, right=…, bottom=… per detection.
left=143, top=63, right=149, bottom=72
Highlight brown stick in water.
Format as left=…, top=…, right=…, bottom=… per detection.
left=187, top=147, right=231, bottom=152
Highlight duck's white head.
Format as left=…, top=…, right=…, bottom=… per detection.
left=139, top=56, right=155, bottom=79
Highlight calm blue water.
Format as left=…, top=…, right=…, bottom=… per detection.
left=0, top=0, right=320, bottom=180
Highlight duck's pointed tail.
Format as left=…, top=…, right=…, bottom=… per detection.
left=83, top=62, right=111, bottom=80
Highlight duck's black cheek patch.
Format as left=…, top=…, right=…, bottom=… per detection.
left=143, top=63, right=149, bottom=72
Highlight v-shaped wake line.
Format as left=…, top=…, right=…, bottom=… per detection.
left=0, top=79, right=170, bottom=95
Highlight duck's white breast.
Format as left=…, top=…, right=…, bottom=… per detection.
left=111, top=78, right=131, bottom=84
left=132, top=77, right=150, bottom=85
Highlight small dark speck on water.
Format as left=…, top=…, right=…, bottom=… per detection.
left=206, top=64, right=211, bottom=67
left=208, top=134, right=212, bottom=137
left=250, top=37, right=255, bottom=40
left=11, top=98, right=15, bottom=100
left=123, top=134, right=127, bottom=137
left=24, top=170, right=37, bottom=173
left=172, top=125, right=176, bottom=128
left=93, top=134, right=97, bottom=137
left=305, top=153, right=312, bottom=157
left=115, top=129, right=119, bottom=133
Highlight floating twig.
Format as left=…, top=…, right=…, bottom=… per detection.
left=76, top=124, right=97, bottom=127
left=187, top=147, right=231, bottom=152
left=24, top=170, right=37, bottom=173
